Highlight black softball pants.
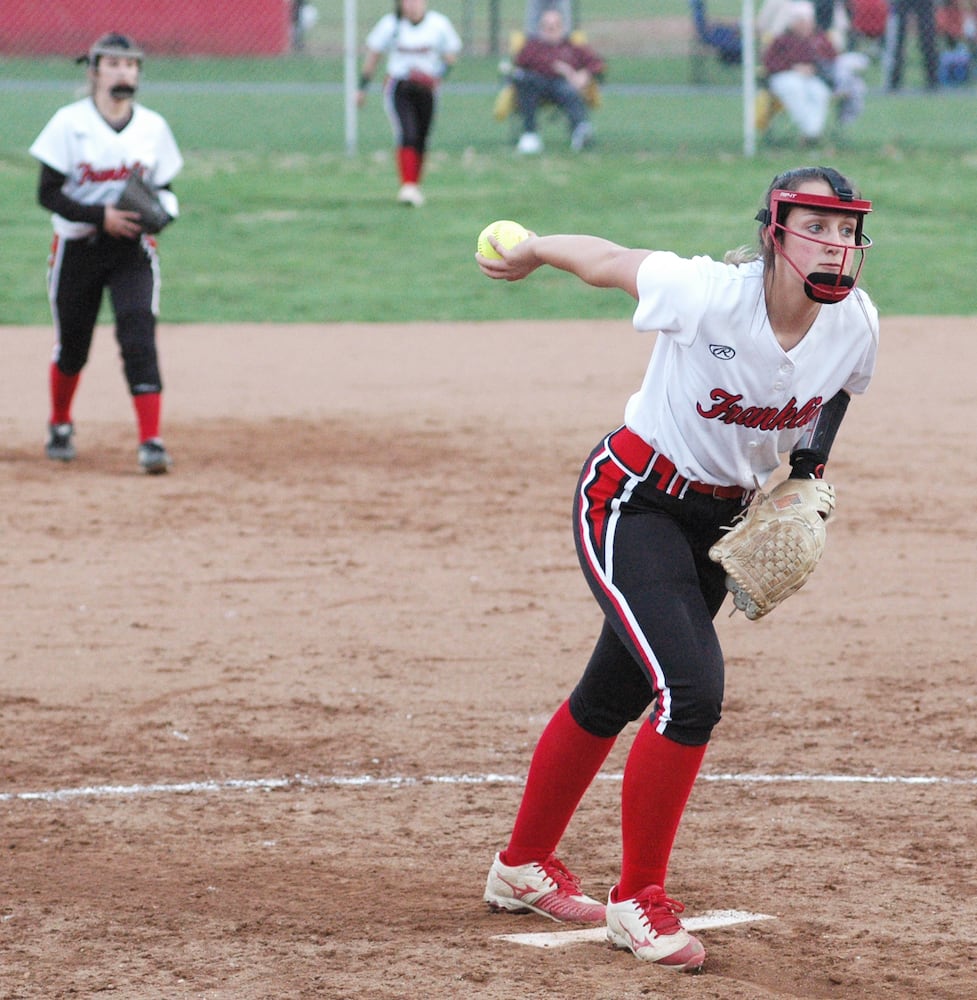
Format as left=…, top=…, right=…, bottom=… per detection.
left=569, top=429, right=749, bottom=746
left=47, top=233, right=162, bottom=395
left=391, top=77, right=436, bottom=154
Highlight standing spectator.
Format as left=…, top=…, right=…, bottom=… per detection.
left=356, top=0, right=462, bottom=207
left=29, top=33, right=183, bottom=474
left=884, top=0, right=940, bottom=88
left=513, top=7, right=606, bottom=154
left=763, top=1, right=835, bottom=143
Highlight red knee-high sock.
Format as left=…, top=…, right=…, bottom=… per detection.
left=49, top=363, right=80, bottom=425
left=397, top=146, right=422, bottom=184
left=132, top=392, right=162, bottom=443
left=616, top=724, right=706, bottom=899
left=503, top=699, right=616, bottom=866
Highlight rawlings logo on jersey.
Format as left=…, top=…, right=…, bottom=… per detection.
left=709, top=344, right=736, bottom=360
left=697, top=389, right=822, bottom=430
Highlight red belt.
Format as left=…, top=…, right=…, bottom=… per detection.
left=606, top=427, right=750, bottom=501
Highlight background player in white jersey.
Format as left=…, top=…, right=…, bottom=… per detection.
left=356, top=0, right=462, bottom=207
left=30, top=33, right=183, bottom=474
left=475, top=166, right=878, bottom=972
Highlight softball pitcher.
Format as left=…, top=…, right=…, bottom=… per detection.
left=30, top=33, right=183, bottom=474
left=356, top=0, right=462, bottom=207
left=476, top=166, right=878, bottom=972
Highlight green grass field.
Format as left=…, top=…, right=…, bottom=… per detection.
left=1, top=27, right=975, bottom=323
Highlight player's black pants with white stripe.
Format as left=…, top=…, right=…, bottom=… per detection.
left=47, top=233, right=162, bottom=395
left=569, top=431, right=749, bottom=747
left=390, top=77, right=436, bottom=154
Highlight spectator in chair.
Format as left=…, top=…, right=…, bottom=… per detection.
left=763, top=1, right=835, bottom=144
left=513, top=7, right=606, bottom=154
left=524, top=0, right=573, bottom=35
left=762, top=0, right=868, bottom=130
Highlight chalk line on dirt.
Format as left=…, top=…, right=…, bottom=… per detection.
left=1, top=769, right=975, bottom=804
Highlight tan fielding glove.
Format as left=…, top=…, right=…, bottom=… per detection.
left=708, top=478, right=836, bottom=620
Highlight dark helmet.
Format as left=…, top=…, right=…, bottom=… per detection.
left=79, top=33, right=144, bottom=67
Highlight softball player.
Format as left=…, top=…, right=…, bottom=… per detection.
left=356, top=0, right=462, bottom=207
left=476, top=166, right=878, bottom=971
left=30, top=33, right=183, bottom=474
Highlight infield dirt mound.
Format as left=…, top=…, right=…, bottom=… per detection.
left=0, top=318, right=974, bottom=999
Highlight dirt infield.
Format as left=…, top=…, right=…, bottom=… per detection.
left=1, top=318, right=974, bottom=999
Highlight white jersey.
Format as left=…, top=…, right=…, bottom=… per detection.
left=626, top=251, right=879, bottom=489
left=365, top=11, right=462, bottom=81
left=30, top=97, right=183, bottom=240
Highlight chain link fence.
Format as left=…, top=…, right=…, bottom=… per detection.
left=1, top=1, right=974, bottom=158
left=0, top=1, right=704, bottom=59
left=2, top=2, right=971, bottom=58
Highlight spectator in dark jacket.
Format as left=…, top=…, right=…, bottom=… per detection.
left=513, top=8, right=606, bottom=154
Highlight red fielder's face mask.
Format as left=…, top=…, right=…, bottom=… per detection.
left=759, top=188, right=873, bottom=304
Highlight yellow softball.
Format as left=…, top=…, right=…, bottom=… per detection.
left=477, top=219, right=530, bottom=260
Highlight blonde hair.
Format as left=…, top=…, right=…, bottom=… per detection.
left=723, top=245, right=760, bottom=266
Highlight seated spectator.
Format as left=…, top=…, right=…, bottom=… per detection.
left=690, top=0, right=743, bottom=64
left=935, top=0, right=976, bottom=84
left=935, top=0, right=977, bottom=42
left=830, top=46, right=870, bottom=124
left=763, top=2, right=834, bottom=142
left=816, top=2, right=871, bottom=125
left=757, top=0, right=871, bottom=126
left=524, top=0, right=572, bottom=35
left=512, top=7, right=606, bottom=154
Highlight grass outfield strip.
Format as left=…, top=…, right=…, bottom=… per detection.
left=1, top=70, right=974, bottom=322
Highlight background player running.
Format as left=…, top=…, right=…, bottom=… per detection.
left=30, top=32, right=183, bottom=474
left=475, top=166, right=878, bottom=972
left=356, top=0, right=462, bottom=207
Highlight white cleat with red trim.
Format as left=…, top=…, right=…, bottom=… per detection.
left=605, top=884, right=706, bottom=972
left=484, top=852, right=605, bottom=923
